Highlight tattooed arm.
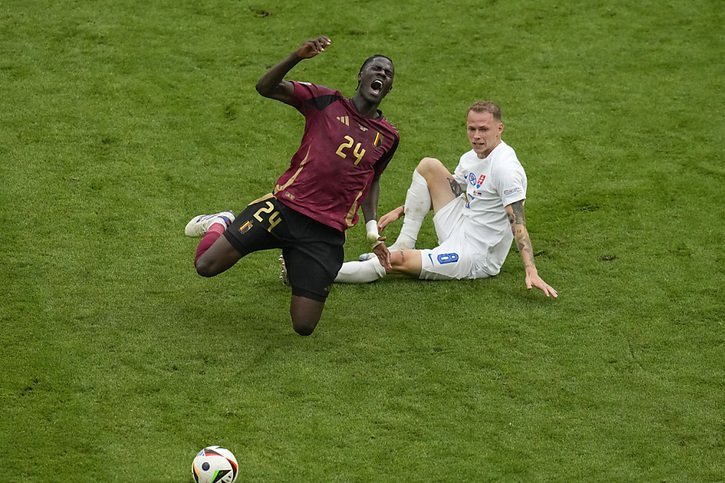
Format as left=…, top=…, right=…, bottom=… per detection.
left=505, top=200, right=558, bottom=298
left=448, top=176, right=464, bottom=197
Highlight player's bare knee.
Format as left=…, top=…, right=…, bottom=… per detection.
left=291, top=318, right=318, bottom=336
left=417, top=156, right=443, bottom=174
left=194, top=258, right=216, bottom=277
left=289, top=295, right=324, bottom=335
left=390, top=249, right=422, bottom=277
left=389, top=250, right=405, bottom=269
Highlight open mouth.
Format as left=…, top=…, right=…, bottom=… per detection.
left=370, top=79, right=383, bottom=92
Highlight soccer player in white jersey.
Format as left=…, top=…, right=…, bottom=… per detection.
left=334, top=101, right=558, bottom=298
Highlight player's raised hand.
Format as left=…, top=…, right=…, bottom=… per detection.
left=378, top=206, right=405, bottom=232
left=296, top=36, right=331, bottom=59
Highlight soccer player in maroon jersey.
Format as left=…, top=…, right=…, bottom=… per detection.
left=184, top=36, right=399, bottom=336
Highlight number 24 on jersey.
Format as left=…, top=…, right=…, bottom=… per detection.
left=335, top=135, right=366, bottom=165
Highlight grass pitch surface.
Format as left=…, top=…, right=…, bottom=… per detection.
left=1, top=0, right=723, bottom=481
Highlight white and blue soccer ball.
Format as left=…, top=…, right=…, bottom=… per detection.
left=191, top=446, right=238, bottom=483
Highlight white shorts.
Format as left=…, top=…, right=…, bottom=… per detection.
left=418, top=197, right=495, bottom=281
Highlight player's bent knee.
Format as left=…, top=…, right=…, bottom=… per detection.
left=194, top=261, right=213, bottom=277
left=194, top=258, right=220, bottom=277
left=417, top=156, right=444, bottom=173
left=289, top=295, right=324, bottom=336
left=291, top=318, right=318, bottom=336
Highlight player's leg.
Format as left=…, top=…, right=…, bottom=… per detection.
left=195, top=235, right=244, bottom=277
left=278, top=204, right=346, bottom=335
left=389, top=249, right=423, bottom=276
left=418, top=234, right=477, bottom=281
left=338, top=243, right=481, bottom=283
left=342, top=196, right=470, bottom=282
left=283, top=246, right=341, bottom=336
left=289, top=296, right=325, bottom=336
left=185, top=212, right=239, bottom=277
left=194, top=197, right=286, bottom=277
left=415, top=157, right=459, bottom=213
left=335, top=255, right=388, bottom=283
left=389, top=157, right=458, bottom=250
left=336, top=249, right=422, bottom=283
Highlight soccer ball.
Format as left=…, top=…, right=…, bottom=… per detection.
left=191, top=446, right=239, bottom=483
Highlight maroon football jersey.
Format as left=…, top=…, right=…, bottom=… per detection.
left=273, top=81, right=399, bottom=232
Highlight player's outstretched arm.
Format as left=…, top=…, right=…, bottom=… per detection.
left=361, top=176, right=391, bottom=269
left=505, top=200, right=558, bottom=298
left=378, top=205, right=405, bottom=232
left=255, top=36, right=332, bottom=105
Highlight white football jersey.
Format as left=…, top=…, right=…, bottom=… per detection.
left=451, top=141, right=527, bottom=273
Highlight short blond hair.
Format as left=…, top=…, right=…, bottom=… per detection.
left=467, top=101, right=502, bottom=121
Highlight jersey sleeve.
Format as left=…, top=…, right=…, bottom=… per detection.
left=373, top=133, right=399, bottom=177
left=289, top=81, right=338, bottom=114
left=497, top=161, right=527, bottom=207
left=452, top=156, right=468, bottom=190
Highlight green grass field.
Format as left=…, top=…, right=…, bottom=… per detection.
left=2, top=0, right=723, bottom=481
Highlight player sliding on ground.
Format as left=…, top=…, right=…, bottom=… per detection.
left=335, top=101, right=558, bottom=298
left=185, top=36, right=399, bottom=335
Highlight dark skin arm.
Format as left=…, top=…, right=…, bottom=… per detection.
left=505, top=200, right=558, bottom=298
left=361, top=175, right=391, bottom=269
left=360, top=175, right=380, bottom=226
left=255, top=36, right=332, bottom=105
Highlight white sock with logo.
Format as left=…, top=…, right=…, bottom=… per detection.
left=389, top=169, right=430, bottom=251
left=335, top=257, right=387, bottom=283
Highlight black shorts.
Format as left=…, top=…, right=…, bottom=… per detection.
left=223, top=195, right=345, bottom=302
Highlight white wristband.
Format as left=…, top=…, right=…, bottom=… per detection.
left=366, top=220, right=380, bottom=245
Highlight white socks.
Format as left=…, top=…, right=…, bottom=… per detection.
left=335, top=257, right=387, bottom=283
left=389, top=169, right=430, bottom=251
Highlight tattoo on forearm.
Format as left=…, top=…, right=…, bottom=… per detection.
left=515, top=228, right=535, bottom=268
left=510, top=201, right=526, bottom=225
left=509, top=201, right=534, bottom=268
left=448, top=177, right=462, bottom=197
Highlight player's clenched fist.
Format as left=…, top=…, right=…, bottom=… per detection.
left=296, top=36, right=331, bottom=59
